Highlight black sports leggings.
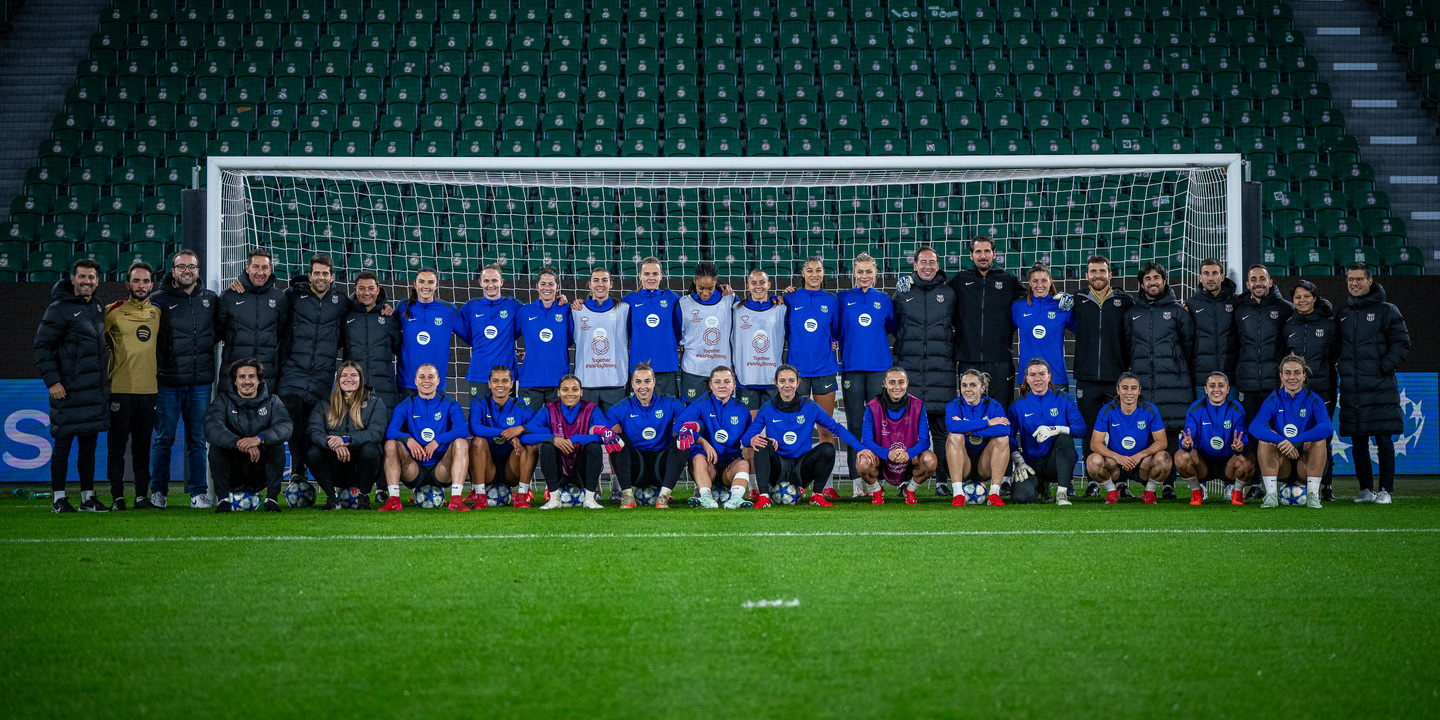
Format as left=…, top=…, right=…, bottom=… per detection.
left=610, top=441, right=684, bottom=491
left=51, top=433, right=98, bottom=493
left=1350, top=435, right=1396, bottom=493
left=306, top=443, right=383, bottom=497
left=539, top=441, right=603, bottom=494
left=752, top=443, right=838, bottom=495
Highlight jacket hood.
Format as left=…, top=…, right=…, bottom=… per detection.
left=909, top=270, right=949, bottom=290
left=1240, top=284, right=1287, bottom=308
left=1137, top=286, right=1179, bottom=307
left=50, top=277, right=93, bottom=304
left=239, top=271, right=278, bottom=294
left=1193, top=276, right=1238, bottom=300
left=349, top=287, right=389, bottom=312
left=1347, top=282, right=1389, bottom=309
left=1294, top=296, right=1334, bottom=322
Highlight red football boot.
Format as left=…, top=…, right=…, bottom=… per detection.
left=903, top=486, right=918, bottom=505
left=1142, top=490, right=1157, bottom=504
left=809, top=493, right=834, bottom=507
left=987, top=494, right=1005, bottom=507
left=822, top=488, right=841, bottom=502
left=1190, top=489, right=1204, bottom=506
left=377, top=496, right=403, bottom=512
left=871, top=489, right=885, bottom=505
left=951, top=494, right=966, bottom=507
left=513, top=491, right=532, bottom=509
left=462, top=490, right=482, bottom=505
left=1105, top=490, right=1120, bottom=505
left=1231, top=490, right=1245, bottom=506
left=753, top=494, right=771, bottom=509
left=447, top=495, right=471, bottom=511
left=748, top=486, right=759, bottom=502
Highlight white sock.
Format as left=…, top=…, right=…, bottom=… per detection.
left=1307, top=477, right=1321, bottom=497
left=659, top=486, right=672, bottom=498
left=1144, top=480, right=1158, bottom=492
left=1183, top=476, right=1201, bottom=491
left=907, top=480, right=920, bottom=492
left=1102, top=480, right=1116, bottom=492
left=388, top=484, right=400, bottom=498
left=699, top=487, right=712, bottom=497
left=583, top=489, right=596, bottom=502
left=82, top=490, right=95, bottom=500
left=864, top=482, right=881, bottom=494
left=851, top=479, right=864, bottom=494
left=988, top=483, right=1001, bottom=496
left=451, top=484, right=462, bottom=497
left=53, top=490, right=65, bottom=500
left=951, top=482, right=964, bottom=497
left=472, top=482, right=485, bottom=494
left=1262, top=476, right=1278, bottom=496
left=517, top=482, right=530, bottom=495
left=730, top=484, right=747, bottom=498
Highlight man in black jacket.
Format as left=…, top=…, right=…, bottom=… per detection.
left=343, top=271, right=401, bottom=408
left=206, top=359, right=292, bottom=513
left=150, top=248, right=219, bottom=508
left=217, top=247, right=290, bottom=392
left=894, top=245, right=958, bottom=491
left=33, top=259, right=110, bottom=513
left=948, top=236, right=1024, bottom=408
left=1071, top=255, right=1135, bottom=496
left=1337, top=262, right=1411, bottom=504
left=1124, top=262, right=1195, bottom=497
left=1234, top=264, right=1293, bottom=422
left=278, top=254, right=347, bottom=484
left=1187, top=259, right=1239, bottom=394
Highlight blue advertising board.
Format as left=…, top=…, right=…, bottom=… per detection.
left=1328, top=372, right=1438, bottom=475
left=0, top=379, right=184, bottom=482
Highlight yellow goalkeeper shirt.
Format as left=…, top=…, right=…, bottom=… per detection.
left=105, top=297, right=161, bottom=394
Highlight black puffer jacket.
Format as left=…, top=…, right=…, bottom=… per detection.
left=1337, top=283, right=1411, bottom=436
left=32, top=278, right=109, bottom=437
left=1234, top=286, right=1294, bottom=392
left=1123, top=287, right=1195, bottom=427
left=948, top=266, right=1024, bottom=363
left=279, top=277, right=347, bottom=402
left=205, top=384, right=292, bottom=449
left=151, top=272, right=219, bottom=387
left=1284, top=297, right=1338, bottom=394
left=307, top=392, right=390, bottom=448
left=217, top=272, right=290, bottom=388
left=341, top=289, right=401, bottom=404
left=1071, top=287, right=1134, bottom=383
left=893, top=271, right=958, bottom=412
left=1186, top=277, right=1239, bottom=385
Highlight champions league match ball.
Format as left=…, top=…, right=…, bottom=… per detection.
left=1279, top=482, right=1308, bottom=506
left=772, top=481, right=800, bottom=505
left=283, top=480, right=317, bottom=508
left=962, top=481, right=990, bottom=506
left=635, top=485, right=660, bottom=506
left=412, top=485, right=447, bottom=508
left=232, top=492, right=261, bottom=511
left=714, top=487, right=732, bottom=506
left=337, top=487, right=364, bottom=509
left=486, top=483, right=513, bottom=507
left=558, top=485, right=585, bottom=507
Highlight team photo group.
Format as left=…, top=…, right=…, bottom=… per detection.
left=33, top=235, right=1411, bottom=514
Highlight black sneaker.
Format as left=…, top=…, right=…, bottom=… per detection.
left=1321, top=484, right=1335, bottom=502
left=934, top=481, right=950, bottom=497
left=1084, top=480, right=1100, bottom=498
left=319, top=496, right=339, bottom=510
left=79, top=497, right=109, bottom=512
left=52, top=497, right=76, bottom=513
left=999, top=481, right=1011, bottom=497
left=1117, top=482, right=1135, bottom=498
left=263, top=498, right=282, bottom=513
left=1246, top=485, right=1264, bottom=500
left=357, top=495, right=371, bottom=510
left=1161, top=485, right=1176, bottom=500
left=133, top=497, right=158, bottom=510
left=214, top=499, right=233, bottom=514
left=110, top=497, right=126, bottom=511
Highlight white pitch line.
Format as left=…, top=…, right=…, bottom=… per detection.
left=1, top=528, right=1438, bottom=544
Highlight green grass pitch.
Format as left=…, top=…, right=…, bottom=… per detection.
left=3, top=480, right=1438, bottom=719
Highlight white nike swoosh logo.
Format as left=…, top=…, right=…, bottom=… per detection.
left=346, top=318, right=355, bottom=323
left=629, top=414, right=638, bottom=418
left=846, top=301, right=857, bottom=306
left=965, top=281, right=975, bottom=285
left=1194, top=308, right=1203, bottom=313
left=1023, top=413, right=1033, bottom=417
left=235, top=300, right=245, bottom=304
left=73, top=311, right=81, bottom=317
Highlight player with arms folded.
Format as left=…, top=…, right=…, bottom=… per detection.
left=1246, top=355, right=1332, bottom=509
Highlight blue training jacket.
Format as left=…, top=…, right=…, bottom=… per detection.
left=460, top=295, right=523, bottom=382
left=1007, top=389, right=1087, bottom=460
left=386, top=393, right=468, bottom=466
left=783, top=288, right=841, bottom=377
left=468, top=395, right=536, bottom=452
left=608, top=394, right=687, bottom=452
left=836, top=287, right=896, bottom=372
left=1183, top=398, right=1249, bottom=458
left=741, top=397, right=863, bottom=458
left=676, top=393, right=753, bottom=457
left=1011, top=295, right=1075, bottom=386
left=516, top=298, right=573, bottom=389
left=622, top=288, right=682, bottom=373
left=394, top=298, right=465, bottom=390
left=1248, top=388, right=1333, bottom=444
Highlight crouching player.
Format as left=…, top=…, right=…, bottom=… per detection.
left=380, top=364, right=470, bottom=511
left=207, top=360, right=292, bottom=513
left=467, top=365, right=537, bottom=508
left=306, top=362, right=388, bottom=510
left=521, top=375, right=624, bottom=510
left=676, top=366, right=754, bottom=509
left=1246, top=355, right=1331, bottom=509
left=1008, top=359, right=1087, bottom=505
left=608, top=363, right=687, bottom=509
left=855, top=367, right=938, bottom=505
left=743, top=365, right=870, bottom=508
left=1174, top=372, right=1254, bottom=506
left=1086, top=373, right=1171, bottom=504
left=944, top=369, right=1010, bottom=507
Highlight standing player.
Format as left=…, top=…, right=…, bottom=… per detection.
left=572, top=267, right=630, bottom=411
left=1175, top=371, right=1254, bottom=506
left=466, top=365, right=537, bottom=508
left=104, top=261, right=160, bottom=510
left=732, top=269, right=787, bottom=416
left=217, top=248, right=289, bottom=392
left=677, top=261, right=734, bottom=403
left=1010, top=262, right=1074, bottom=391
left=1187, top=259, right=1240, bottom=400
left=34, top=258, right=109, bottom=513
left=943, top=369, right=1010, bottom=507
left=743, top=365, right=869, bottom=508
left=379, top=364, right=471, bottom=512
left=608, top=363, right=688, bottom=509
left=782, top=256, right=842, bottom=492
left=854, top=367, right=938, bottom=506
left=206, top=360, right=291, bottom=513
left=837, top=253, right=896, bottom=495
left=516, top=267, right=573, bottom=410
left=460, top=265, right=523, bottom=401
left=520, top=375, right=624, bottom=510
left=622, top=257, right=683, bottom=398
left=949, top=236, right=1024, bottom=407
left=676, top=366, right=754, bottom=509
left=1336, top=263, right=1410, bottom=504
left=1071, top=255, right=1134, bottom=497
left=1124, top=262, right=1194, bottom=499
left=151, top=249, right=220, bottom=508
left=1248, top=355, right=1332, bottom=509
left=1234, top=264, right=1294, bottom=424
left=394, top=268, right=465, bottom=400
left=306, top=362, right=388, bottom=510
left=1085, top=373, right=1172, bottom=505
left=1284, top=280, right=1338, bottom=500
left=1007, top=359, right=1087, bottom=505
left=892, top=245, right=959, bottom=495
left=342, top=271, right=401, bottom=408
left=277, top=254, right=347, bottom=487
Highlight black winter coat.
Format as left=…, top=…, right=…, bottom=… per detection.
left=1337, top=283, right=1411, bottom=436
left=1071, top=287, right=1134, bottom=383
left=1284, top=297, right=1338, bottom=394
left=279, top=277, right=347, bottom=401
left=151, top=272, right=219, bottom=387
left=948, top=267, right=1024, bottom=363
left=892, top=271, right=958, bottom=412
left=1234, top=286, right=1294, bottom=392
left=341, top=289, right=401, bottom=403
left=205, top=384, right=292, bottom=450
left=33, top=278, right=109, bottom=437
left=217, top=272, right=290, bottom=389
left=307, top=391, right=390, bottom=448
left=1187, top=277, right=1239, bottom=385
left=1123, top=287, right=1195, bottom=427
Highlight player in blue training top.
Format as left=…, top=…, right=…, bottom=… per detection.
left=742, top=365, right=870, bottom=508
left=782, top=256, right=843, bottom=497
left=1175, top=371, right=1255, bottom=507
left=1085, top=373, right=1172, bottom=505
left=675, top=366, right=755, bottom=510
left=836, top=253, right=897, bottom=496
left=515, top=267, right=574, bottom=410
left=1246, top=354, right=1331, bottom=509
left=459, top=265, right=524, bottom=402
left=394, top=268, right=465, bottom=398
left=1008, top=359, right=1087, bottom=506
left=1011, top=262, right=1076, bottom=391
left=621, top=257, right=683, bottom=398
left=466, top=365, right=537, bottom=509
left=943, top=369, right=1011, bottom=507
left=520, top=374, right=625, bottom=510
left=380, top=363, right=470, bottom=512
left=607, top=362, right=688, bottom=509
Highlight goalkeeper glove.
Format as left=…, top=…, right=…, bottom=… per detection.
left=1010, top=452, right=1034, bottom=483
left=677, top=422, right=701, bottom=451
left=1056, top=292, right=1074, bottom=311
left=591, top=426, right=625, bottom=453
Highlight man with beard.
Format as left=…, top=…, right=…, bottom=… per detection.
left=1234, top=264, right=1294, bottom=422
left=103, top=261, right=162, bottom=510
left=34, top=259, right=109, bottom=513
left=342, top=271, right=401, bottom=408
left=1187, top=258, right=1239, bottom=398
left=1337, top=262, right=1411, bottom=504
left=894, top=245, right=959, bottom=494
left=948, top=236, right=1024, bottom=408
left=277, top=254, right=347, bottom=485
left=151, top=249, right=220, bottom=508
left=1123, top=262, right=1195, bottom=498
left=1071, top=255, right=1135, bottom=497
left=217, top=248, right=289, bottom=392
left=207, top=360, right=292, bottom=513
